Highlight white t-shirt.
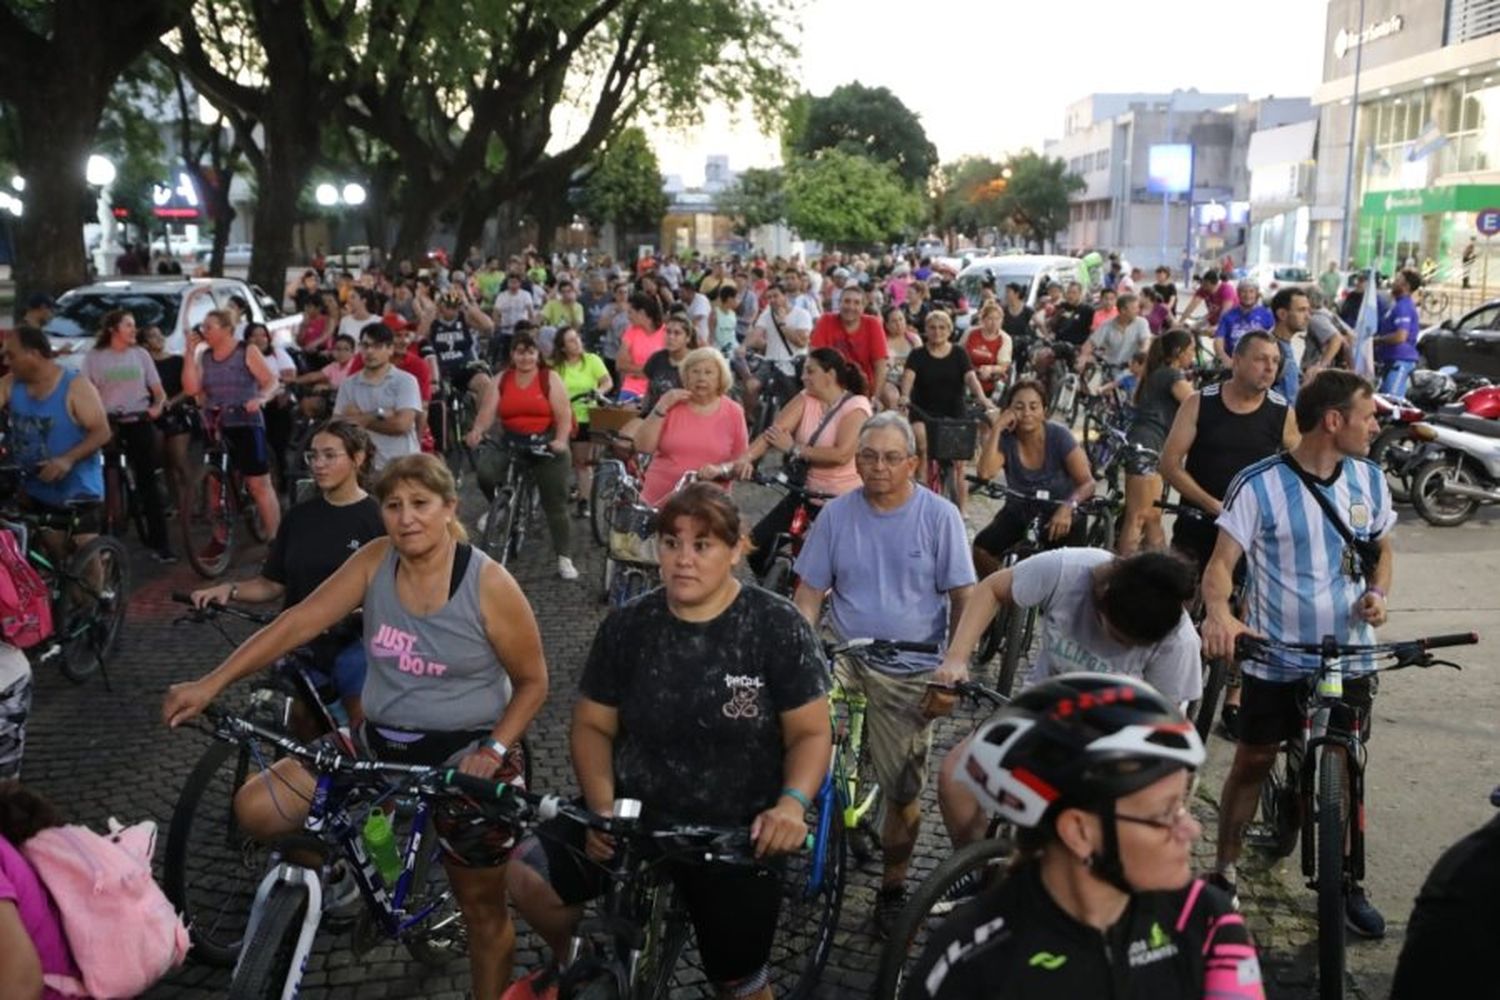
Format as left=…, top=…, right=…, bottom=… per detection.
left=338, top=313, right=375, bottom=342
left=754, top=306, right=813, bottom=364
left=493, top=289, right=534, bottom=334
left=1012, top=547, right=1202, bottom=705
left=687, top=294, right=713, bottom=347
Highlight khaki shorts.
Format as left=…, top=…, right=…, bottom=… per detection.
left=834, top=654, right=935, bottom=807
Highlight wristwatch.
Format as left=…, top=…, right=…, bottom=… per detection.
left=375, top=406, right=387, bottom=421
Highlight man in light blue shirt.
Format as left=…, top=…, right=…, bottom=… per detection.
left=794, top=411, right=975, bottom=932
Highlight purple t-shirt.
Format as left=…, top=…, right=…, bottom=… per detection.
left=0, top=834, right=79, bottom=997
left=1375, top=295, right=1421, bottom=364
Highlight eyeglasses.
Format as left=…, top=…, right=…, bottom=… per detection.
left=303, top=449, right=346, bottom=466
left=856, top=449, right=911, bottom=467
left=1115, top=803, right=1196, bottom=835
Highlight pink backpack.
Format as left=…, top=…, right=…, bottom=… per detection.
left=0, top=527, right=52, bottom=649
left=22, top=819, right=189, bottom=999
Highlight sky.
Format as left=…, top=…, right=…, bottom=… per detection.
left=651, top=0, right=1329, bottom=185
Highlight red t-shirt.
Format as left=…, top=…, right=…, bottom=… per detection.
left=810, top=314, right=888, bottom=386
left=498, top=367, right=554, bottom=435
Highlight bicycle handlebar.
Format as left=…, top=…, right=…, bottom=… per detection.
left=925, top=680, right=1009, bottom=707
left=965, top=476, right=1110, bottom=513
left=170, top=592, right=276, bottom=626
left=825, top=637, right=940, bottom=657
left=1154, top=500, right=1214, bottom=522
left=748, top=472, right=834, bottom=501
left=1234, top=632, right=1478, bottom=672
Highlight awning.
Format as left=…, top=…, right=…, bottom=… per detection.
left=1246, top=120, right=1317, bottom=170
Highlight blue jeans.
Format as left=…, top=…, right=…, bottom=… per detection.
left=1379, top=360, right=1417, bottom=398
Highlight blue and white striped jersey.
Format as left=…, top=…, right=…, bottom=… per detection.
left=1216, top=454, right=1396, bottom=680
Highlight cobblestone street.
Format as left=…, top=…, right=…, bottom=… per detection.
left=19, top=481, right=1356, bottom=999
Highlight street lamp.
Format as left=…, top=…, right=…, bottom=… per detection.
left=315, top=183, right=340, bottom=207
left=341, top=183, right=366, bottom=206
left=85, top=154, right=116, bottom=187
left=9, top=176, right=22, bottom=193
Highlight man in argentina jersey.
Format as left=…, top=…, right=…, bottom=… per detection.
left=1200, top=369, right=1395, bottom=939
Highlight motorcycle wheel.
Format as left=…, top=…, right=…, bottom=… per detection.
left=1411, top=459, right=1481, bottom=527
left=1368, top=426, right=1413, bottom=504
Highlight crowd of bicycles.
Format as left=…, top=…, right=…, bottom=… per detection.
left=0, top=245, right=1492, bottom=1000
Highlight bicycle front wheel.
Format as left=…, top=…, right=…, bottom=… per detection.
left=1317, top=747, right=1348, bottom=1000
left=590, top=461, right=623, bottom=546
left=184, top=465, right=236, bottom=578
left=56, top=536, right=130, bottom=684
left=769, top=788, right=846, bottom=1000
left=995, top=605, right=1032, bottom=699
left=227, top=880, right=310, bottom=1000
left=1192, top=657, right=1229, bottom=742
left=481, top=488, right=513, bottom=562
left=872, top=837, right=1012, bottom=1000
left=164, top=740, right=266, bottom=966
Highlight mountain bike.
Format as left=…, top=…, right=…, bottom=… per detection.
left=872, top=680, right=1010, bottom=1000
left=183, top=709, right=480, bottom=998
left=965, top=477, right=1114, bottom=690
left=1236, top=631, right=1479, bottom=1000
left=183, top=406, right=273, bottom=579
left=478, top=433, right=553, bottom=567
left=824, top=638, right=939, bottom=868
left=101, top=413, right=151, bottom=542
left=0, top=490, right=129, bottom=686
left=434, top=368, right=484, bottom=484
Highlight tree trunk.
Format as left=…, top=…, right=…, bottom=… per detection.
left=453, top=191, right=493, bottom=261
left=247, top=147, right=308, bottom=295
left=391, top=183, right=451, bottom=263
left=203, top=165, right=236, bottom=277
left=10, top=99, right=101, bottom=318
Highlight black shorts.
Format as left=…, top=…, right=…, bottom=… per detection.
left=516, top=813, right=782, bottom=984
left=222, top=425, right=270, bottom=478
left=443, top=362, right=489, bottom=396
left=1170, top=511, right=1218, bottom=576
left=1123, top=436, right=1163, bottom=476
left=1238, top=673, right=1375, bottom=747
left=356, top=723, right=526, bottom=868
left=973, top=499, right=1087, bottom=559
left=18, top=494, right=102, bottom=535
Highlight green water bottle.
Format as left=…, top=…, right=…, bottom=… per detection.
left=362, top=811, right=402, bottom=886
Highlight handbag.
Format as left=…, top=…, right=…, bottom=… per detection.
left=782, top=393, right=851, bottom=487
left=1281, top=455, right=1383, bottom=582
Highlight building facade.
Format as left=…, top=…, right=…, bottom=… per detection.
left=1311, top=0, right=1500, bottom=277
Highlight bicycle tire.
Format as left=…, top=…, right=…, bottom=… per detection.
left=56, top=536, right=130, bottom=684
left=771, top=788, right=846, bottom=1000
left=510, top=482, right=533, bottom=563
left=1259, top=739, right=1302, bottom=860
left=102, top=462, right=129, bottom=538
left=227, top=880, right=310, bottom=1000
left=760, top=555, right=796, bottom=599
left=1085, top=503, right=1116, bottom=552
left=973, top=610, right=1003, bottom=668
left=481, top=488, right=513, bottom=562
left=184, top=465, right=236, bottom=579
left=164, top=740, right=265, bottom=966
left=1192, top=658, right=1229, bottom=742
left=848, top=733, right=885, bottom=867
left=403, top=815, right=468, bottom=967
left=591, top=462, right=623, bottom=546
left=872, top=837, right=1012, bottom=1000
left=243, top=473, right=272, bottom=544
left=637, top=885, right=696, bottom=1000
left=1317, top=747, right=1347, bottom=1000
left=1083, top=413, right=1108, bottom=479
left=995, top=605, right=1031, bottom=699
left=943, top=462, right=961, bottom=506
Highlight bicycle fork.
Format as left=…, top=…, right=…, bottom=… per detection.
left=237, top=863, right=323, bottom=1000
left=1298, top=706, right=1368, bottom=887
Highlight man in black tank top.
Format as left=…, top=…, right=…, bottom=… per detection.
left=1160, top=330, right=1298, bottom=574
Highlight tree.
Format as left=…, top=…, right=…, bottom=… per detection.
left=933, top=156, right=1010, bottom=236
left=994, top=150, right=1083, bottom=250
left=719, top=166, right=786, bottom=236
left=0, top=0, right=191, bottom=313
left=789, top=82, right=938, bottom=190
left=576, top=127, right=667, bottom=234
left=783, top=150, right=922, bottom=249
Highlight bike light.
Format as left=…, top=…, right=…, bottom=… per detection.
left=1409, top=424, right=1438, bottom=442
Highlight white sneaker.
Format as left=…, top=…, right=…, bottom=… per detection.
left=557, top=556, right=579, bottom=580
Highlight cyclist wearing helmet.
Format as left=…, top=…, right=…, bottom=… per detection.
left=417, top=285, right=495, bottom=411
left=907, top=674, right=1264, bottom=1000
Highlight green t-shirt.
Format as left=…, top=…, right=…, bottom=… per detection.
left=541, top=299, right=585, bottom=329
left=475, top=270, right=505, bottom=302
left=557, top=353, right=610, bottom=422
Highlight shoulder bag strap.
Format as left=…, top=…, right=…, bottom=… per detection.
left=1280, top=454, right=1365, bottom=549
left=805, top=393, right=851, bottom=448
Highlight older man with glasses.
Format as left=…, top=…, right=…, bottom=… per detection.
left=792, top=411, right=976, bottom=938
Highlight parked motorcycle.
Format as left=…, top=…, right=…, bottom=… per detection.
left=1370, top=393, right=1428, bottom=503
left=1408, top=411, right=1500, bottom=526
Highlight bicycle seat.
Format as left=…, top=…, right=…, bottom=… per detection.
left=1428, top=412, right=1500, bottom=439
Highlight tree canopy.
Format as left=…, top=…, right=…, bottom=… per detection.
left=996, top=150, right=1084, bottom=249
left=787, top=82, right=937, bottom=190
left=783, top=150, right=922, bottom=249
left=719, top=166, right=786, bottom=237
left=576, top=127, right=668, bottom=233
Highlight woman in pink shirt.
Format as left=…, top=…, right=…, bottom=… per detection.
left=614, top=292, right=666, bottom=401
left=0, top=784, right=81, bottom=1000
left=635, top=348, right=748, bottom=507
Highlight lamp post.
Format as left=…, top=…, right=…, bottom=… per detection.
left=1337, top=0, right=1368, bottom=270
left=314, top=181, right=367, bottom=255
left=85, top=154, right=117, bottom=277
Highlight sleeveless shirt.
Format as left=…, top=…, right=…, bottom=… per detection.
left=361, top=543, right=511, bottom=730
left=199, top=344, right=263, bottom=427
left=1184, top=383, right=1287, bottom=506
left=8, top=369, right=104, bottom=507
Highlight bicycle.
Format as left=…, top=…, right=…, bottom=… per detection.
left=908, top=403, right=983, bottom=506
left=588, top=429, right=645, bottom=549
left=101, top=412, right=151, bottom=543
left=965, top=477, right=1115, bottom=690
left=478, top=433, right=553, bottom=567
left=1417, top=287, right=1451, bottom=320
left=182, top=708, right=483, bottom=998
left=823, top=638, right=940, bottom=867
left=161, top=594, right=346, bottom=967
left=0, top=489, right=129, bottom=686
left=872, top=680, right=1010, bottom=1000
left=748, top=471, right=834, bottom=598
left=1236, top=631, right=1479, bottom=1000
left=432, top=366, right=485, bottom=485
left=598, top=470, right=701, bottom=608
left=182, top=406, right=273, bottom=579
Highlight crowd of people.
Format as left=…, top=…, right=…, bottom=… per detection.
left=0, top=239, right=1477, bottom=1000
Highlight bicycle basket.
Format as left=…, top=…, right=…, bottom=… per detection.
left=588, top=406, right=638, bottom=434
left=926, top=418, right=979, bottom=462
left=608, top=501, right=658, bottom=564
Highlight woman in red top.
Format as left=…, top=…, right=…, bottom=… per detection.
left=469, top=330, right=579, bottom=579
left=963, top=301, right=1013, bottom=398
left=635, top=347, right=748, bottom=507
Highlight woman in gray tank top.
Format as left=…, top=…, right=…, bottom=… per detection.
left=162, top=453, right=549, bottom=998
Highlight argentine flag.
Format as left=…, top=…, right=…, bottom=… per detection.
left=1352, top=265, right=1379, bottom=380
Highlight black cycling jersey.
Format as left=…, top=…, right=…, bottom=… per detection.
left=905, top=864, right=1263, bottom=1000
left=429, top=316, right=479, bottom=372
